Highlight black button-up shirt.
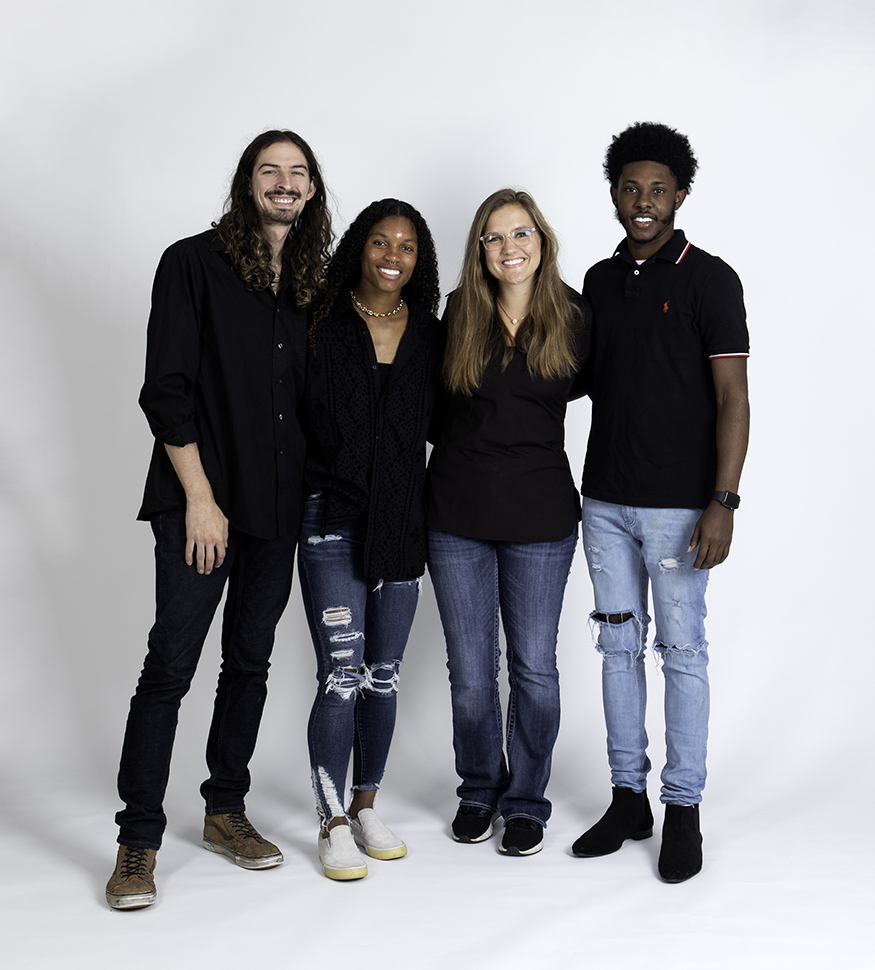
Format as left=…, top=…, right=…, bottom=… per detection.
left=137, top=230, right=307, bottom=539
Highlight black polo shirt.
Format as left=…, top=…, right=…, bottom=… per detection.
left=137, top=229, right=307, bottom=540
left=581, top=230, right=748, bottom=511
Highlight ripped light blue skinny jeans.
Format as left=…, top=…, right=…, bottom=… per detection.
left=582, top=498, right=710, bottom=806
left=298, top=495, right=420, bottom=822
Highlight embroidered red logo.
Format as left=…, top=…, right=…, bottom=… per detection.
left=662, top=301, right=670, bottom=313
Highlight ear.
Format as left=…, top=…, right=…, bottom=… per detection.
left=674, top=188, right=687, bottom=212
left=305, top=178, right=317, bottom=202
left=610, top=185, right=618, bottom=208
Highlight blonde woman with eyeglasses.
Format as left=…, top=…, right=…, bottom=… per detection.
left=426, top=188, right=590, bottom=857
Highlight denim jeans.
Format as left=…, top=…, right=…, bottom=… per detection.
left=115, top=508, right=297, bottom=848
left=299, top=496, right=420, bottom=822
left=581, top=498, right=710, bottom=806
left=427, top=527, right=577, bottom=825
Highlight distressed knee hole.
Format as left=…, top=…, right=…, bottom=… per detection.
left=653, top=640, right=708, bottom=660
left=308, top=534, right=343, bottom=545
left=589, top=609, right=647, bottom=662
left=324, top=665, right=365, bottom=699
left=593, top=611, right=634, bottom=624
left=322, top=606, right=351, bottom=627
left=365, top=660, right=402, bottom=694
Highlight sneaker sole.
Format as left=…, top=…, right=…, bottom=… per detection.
left=321, top=863, right=368, bottom=880
left=202, top=839, right=283, bottom=869
left=106, top=890, right=156, bottom=909
left=362, top=843, right=407, bottom=860
left=498, top=839, right=544, bottom=856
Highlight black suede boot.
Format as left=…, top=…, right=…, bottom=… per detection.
left=572, top=787, right=654, bottom=857
left=658, top=803, right=703, bottom=883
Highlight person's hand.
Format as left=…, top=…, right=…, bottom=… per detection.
left=687, top=502, right=734, bottom=570
left=184, top=499, right=229, bottom=574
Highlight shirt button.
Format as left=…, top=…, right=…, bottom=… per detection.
left=278, top=414, right=283, bottom=420
left=633, top=270, right=640, bottom=276
left=372, top=365, right=377, bottom=370
left=277, top=342, right=284, bottom=349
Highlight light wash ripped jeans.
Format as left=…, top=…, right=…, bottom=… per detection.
left=298, top=495, right=420, bottom=822
left=582, top=497, right=710, bottom=806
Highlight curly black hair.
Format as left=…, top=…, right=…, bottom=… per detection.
left=604, top=122, right=698, bottom=193
left=312, top=199, right=440, bottom=325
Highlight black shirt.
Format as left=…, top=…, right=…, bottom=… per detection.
left=581, top=230, right=749, bottom=510
left=426, top=294, right=590, bottom=543
left=137, top=229, right=307, bottom=540
left=302, top=293, right=442, bottom=581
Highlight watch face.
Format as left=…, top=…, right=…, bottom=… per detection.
left=714, top=490, right=740, bottom=509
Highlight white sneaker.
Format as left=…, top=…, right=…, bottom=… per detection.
left=350, top=808, right=407, bottom=860
left=318, top=825, right=368, bottom=880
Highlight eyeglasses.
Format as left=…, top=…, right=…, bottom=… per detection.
left=479, top=227, right=539, bottom=250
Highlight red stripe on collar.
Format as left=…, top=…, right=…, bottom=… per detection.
left=675, top=242, right=691, bottom=265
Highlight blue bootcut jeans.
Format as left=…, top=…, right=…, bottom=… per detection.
left=581, top=497, right=711, bottom=806
left=299, top=496, right=420, bottom=822
left=427, top=527, right=577, bottom=826
left=116, top=508, right=297, bottom=848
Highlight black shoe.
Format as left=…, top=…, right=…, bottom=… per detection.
left=658, top=804, right=702, bottom=883
left=452, top=805, right=497, bottom=843
left=499, top=818, right=544, bottom=856
left=572, top=786, right=654, bottom=857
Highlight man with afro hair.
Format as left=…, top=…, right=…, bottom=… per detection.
left=573, top=122, right=750, bottom=883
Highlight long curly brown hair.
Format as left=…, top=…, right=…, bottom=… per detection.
left=212, top=130, right=332, bottom=305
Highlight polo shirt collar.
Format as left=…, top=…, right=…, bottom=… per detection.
left=613, top=229, right=691, bottom=266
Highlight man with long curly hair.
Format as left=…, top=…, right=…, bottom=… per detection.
left=106, top=130, right=332, bottom=909
left=572, top=122, right=750, bottom=883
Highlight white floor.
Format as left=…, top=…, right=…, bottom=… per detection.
left=3, top=752, right=870, bottom=970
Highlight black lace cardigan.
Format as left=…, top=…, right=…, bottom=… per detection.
left=301, top=291, right=443, bottom=581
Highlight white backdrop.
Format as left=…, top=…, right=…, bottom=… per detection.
left=1, top=1, right=872, bottom=967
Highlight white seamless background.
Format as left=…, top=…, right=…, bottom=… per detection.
left=0, top=1, right=871, bottom=968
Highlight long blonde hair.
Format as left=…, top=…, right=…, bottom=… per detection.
left=443, top=189, right=581, bottom=395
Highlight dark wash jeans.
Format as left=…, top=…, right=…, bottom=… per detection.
left=115, top=508, right=297, bottom=849
left=427, top=527, right=577, bottom=826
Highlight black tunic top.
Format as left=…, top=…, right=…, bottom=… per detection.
left=426, top=294, right=590, bottom=543
left=137, top=229, right=307, bottom=540
left=302, top=292, right=442, bottom=581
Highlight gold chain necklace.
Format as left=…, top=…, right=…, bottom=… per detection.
left=497, top=298, right=527, bottom=326
left=351, top=290, right=405, bottom=318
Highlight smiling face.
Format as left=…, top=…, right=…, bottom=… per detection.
left=611, top=160, right=686, bottom=259
left=482, top=203, right=541, bottom=290
left=357, top=216, right=418, bottom=302
left=248, top=141, right=316, bottom=229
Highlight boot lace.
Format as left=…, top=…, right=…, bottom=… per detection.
left=225, top=812, right=260, bottom=840
left=119, top=846, right=151, bottom=876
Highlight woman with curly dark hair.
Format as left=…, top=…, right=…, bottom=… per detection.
left=299, top=199, right=442, bottom=880
left=426, top=189, right=590, bottom=857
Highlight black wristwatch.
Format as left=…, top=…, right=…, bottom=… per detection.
left=712, top=490, right=741, bottom=510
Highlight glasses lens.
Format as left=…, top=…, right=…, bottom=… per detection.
left=512, top=229, right=535, bottom=242
left=482, top=234, right=503, bottom=249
